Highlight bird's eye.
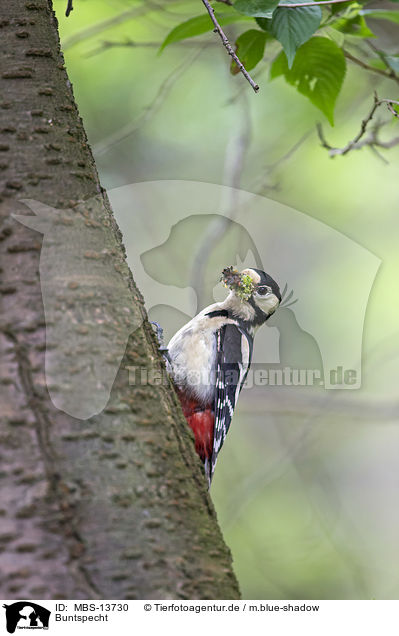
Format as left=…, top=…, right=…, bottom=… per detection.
left=257, top=286, right=268, bottom=296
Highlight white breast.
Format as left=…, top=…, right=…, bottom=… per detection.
left=167, top=302, right=238, bottom=404
left=167, top=318, right=217, bottom=404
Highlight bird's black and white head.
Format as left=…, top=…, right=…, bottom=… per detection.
left=244, top=267, right=281, bottom=314
left=221, top=266, right=281, bottom=327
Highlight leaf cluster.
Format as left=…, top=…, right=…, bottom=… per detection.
left=161, top=1, right=399, bottom=125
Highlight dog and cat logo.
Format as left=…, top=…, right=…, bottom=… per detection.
left=2, top=603, right=50, bottom=633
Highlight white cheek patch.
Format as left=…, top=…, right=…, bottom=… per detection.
left=259, top=293, right=280, bottom=315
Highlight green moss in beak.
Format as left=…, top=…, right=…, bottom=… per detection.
left=220, top=267, right=255, bottom=302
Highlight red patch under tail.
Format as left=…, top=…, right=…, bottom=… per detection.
left=176, top=390, right=214, bottom=462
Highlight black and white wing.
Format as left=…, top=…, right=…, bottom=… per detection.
left=205, top=323, right=253, bottom=485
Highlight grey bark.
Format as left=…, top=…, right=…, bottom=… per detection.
left=0, top=0, right=240, bottom=599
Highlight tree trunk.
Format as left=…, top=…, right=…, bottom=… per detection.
left=0, top=0, right=240, bottom=599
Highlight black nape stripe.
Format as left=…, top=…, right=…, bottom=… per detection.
left=206, top=310, right=229, bottom=318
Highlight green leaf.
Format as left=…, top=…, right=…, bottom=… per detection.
left=160, top=12, right=250, bottom=51
left=331, top=1, right=356, bottom=16
left=331, top=1, right=369, bottom=16
left=270, top=36, right=346, bottom=125
left=385, top=55, right=399, bottom=74
left=325, top=27, right=345, bottom=47
left=360, top=10, right=399, bottom=25
left=367, top=58, right=388, bottom=71
left=256, top=17, right=273, bottom=32
left=331, top=14, right=374, bottom=37
left=231, top=29, right=268, bottom=74
left=234, top=0, right=279, bottom=18
left=330, top=3, right=375, bottom=38
left=271, top=0, right=322, bottom=68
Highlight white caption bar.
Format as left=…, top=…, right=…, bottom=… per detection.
left=0, top=599, right=397, bottom=636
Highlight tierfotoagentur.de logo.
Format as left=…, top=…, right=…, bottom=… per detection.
left=15, top=181, right=380, bottom=420
left=2, top=602, right=51, bottom=634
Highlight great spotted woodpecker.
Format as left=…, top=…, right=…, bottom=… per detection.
left=167, top=267, right=281, bottom=486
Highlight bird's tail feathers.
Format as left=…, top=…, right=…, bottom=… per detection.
left=204, top=458, right=212, bottom=490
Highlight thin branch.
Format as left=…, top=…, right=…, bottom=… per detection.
left=225, top=64, right=267, bottom=105
left=201, top=0, right=259, bottom=93
left=317, top=93, right=399, bottom=157
left=387, top=104, right=399, bottom=119
left=316, top=123, right=334, bottom=152
left=343, top=49, right=399, bottom=86
left=65, top=0, right=73, bottom=17
left=337, top=93, right=383, bottom=151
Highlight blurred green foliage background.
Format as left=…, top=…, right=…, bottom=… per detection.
left=55, top=0, right=399, bottom=599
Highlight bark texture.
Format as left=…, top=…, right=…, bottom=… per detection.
left=0, top=0, right=240, bottom=599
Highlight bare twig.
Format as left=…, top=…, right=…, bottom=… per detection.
left=343, top=49, right=399, bottom=86
left=226, top=65, right=267, bottom=105
left=201, top=0, right=259, bottom=93
left=386, top=102, right=399, bottom=119
left=65, top=0, right=73, bottom=16
left=316, top=123, right=334, bottom=152
left=318, top=124, right=399, bottom=157
left=336, top=93, right=383, bottom=151
left=317, top=93, right=399, bottom=157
